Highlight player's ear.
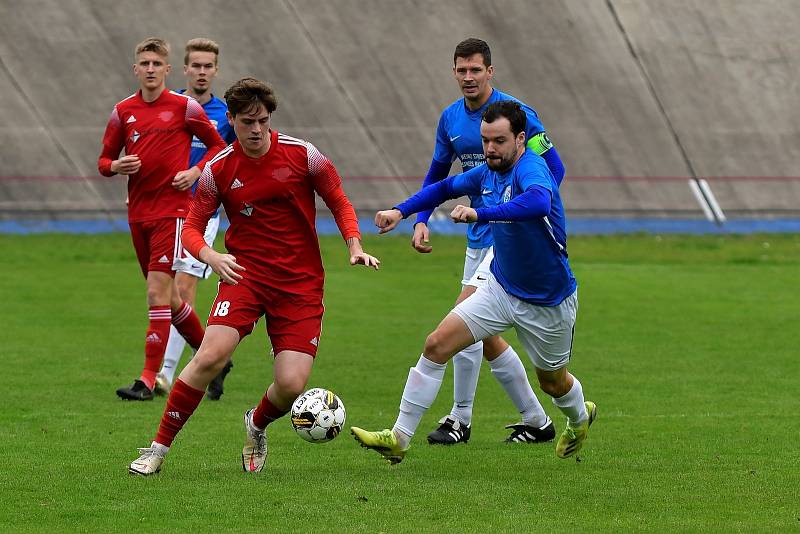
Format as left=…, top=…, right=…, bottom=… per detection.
left=226, top=111, right=234, bottom=127
left=486, top=65, right=494, bottom=80
left=165, top=63, right=171, bottom=75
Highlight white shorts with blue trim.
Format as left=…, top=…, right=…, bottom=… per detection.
left=461, top=246, right=494, bottom=287
left=173, top=214, right=220, bottom=279
left=452, top=272, right=578, bottom=371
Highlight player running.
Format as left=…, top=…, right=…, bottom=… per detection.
left=415, top=38, right=566, bottom=445
left=98, top=37, right=226, bottom=401
left=156, top=38, right=237, bottom=401
left=353, top=101, right=596, bottom=463
left=129, top=77, right=380, bottom=476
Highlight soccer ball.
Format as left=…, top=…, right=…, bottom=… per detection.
left=290, top=388, right=346, bottom=443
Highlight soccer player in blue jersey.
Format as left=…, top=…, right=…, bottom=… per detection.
left=415, top=38, right=566, bottom=445
left=156, top=38, right=236, bottom=400
left=353, top=101, right=595, bottom=463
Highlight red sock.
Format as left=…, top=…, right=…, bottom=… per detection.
left=172, top=302, right=205, bottom=350
left=141, top=305, right=171, bottom=389
left=155, top=379, right=205, bottom=447
left=252, top=390, right=290, bottom=429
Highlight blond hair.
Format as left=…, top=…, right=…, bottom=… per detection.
left=184, top=38, right=220, bottom=65
left=135, top=37, right=170, bottom=59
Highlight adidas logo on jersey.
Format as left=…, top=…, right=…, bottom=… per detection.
left=131, top=130, right=140, bottom=143
left=158, top=255, right=170, bottom=263
left=231, top=178, right=244, bottom=189
left=310, top=337, right=319, bottom=346
left=126, top=115, right=137, bottom=124
left=167, top=411, right=181, bottom=421
left=240, top=203, right=253, bottom=216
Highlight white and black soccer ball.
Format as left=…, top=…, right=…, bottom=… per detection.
left=290, top=388, right=346, bottom=443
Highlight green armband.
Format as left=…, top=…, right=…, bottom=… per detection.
left=527, top=132, right=553, bottom=156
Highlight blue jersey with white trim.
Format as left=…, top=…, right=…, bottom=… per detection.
left=450, top=150, right=576, bottom=306
left=179, top=93, right=235, bottom=168
left=179, top=92, right=235, bottom=217
left=434, top=89, right=545, bottom=248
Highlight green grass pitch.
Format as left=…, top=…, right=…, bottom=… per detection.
left=1, top=232, right=798, bottom=532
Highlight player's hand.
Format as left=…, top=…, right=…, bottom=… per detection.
left=203, top=249, right=245, bottom=285
left=450, top=205, right=478, bottom=223
left=172, top=166, right=201, bottom=191
left=346, top=237, right=380, bottom=270
left=411, top=222, right=432, bottom=253
left=350, top=252, right=381, bottom=270
left=375, top=209, right=403, bottom=234
left=111, top=155, right=141, bottom=175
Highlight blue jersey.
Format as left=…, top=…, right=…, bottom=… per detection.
left=179, top=91, right=235, bottom=217
left=433, top=89, right=545, bottom=248
left=451, top=151, right=576, bottom=306
left=178, top=92, right=235, bottom=167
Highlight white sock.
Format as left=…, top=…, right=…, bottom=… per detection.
left=393, top=355, right=446, bottom=447
left=449, top=341, right=483, bottom=425
left=160, top=325, right=187, bottom=384
left=489, top=347, right=548, bottom=427
left=151, top=441, right=170, bottom=455
left=552, top=376, right=588, bottom=427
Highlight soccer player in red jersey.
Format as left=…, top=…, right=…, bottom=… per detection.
left=97, top=38, right=227, bottom=401
left=128, top=77, right=380, bottom=476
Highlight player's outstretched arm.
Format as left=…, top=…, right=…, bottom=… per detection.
left=346, top=237, right=380, bottom=270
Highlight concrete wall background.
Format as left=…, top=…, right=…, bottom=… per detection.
left=1, top=0, right=798, bottom=222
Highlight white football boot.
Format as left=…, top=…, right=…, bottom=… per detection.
left=129, top=442, right=169, bottom=476
left=242, top=408, right=268, bottom=473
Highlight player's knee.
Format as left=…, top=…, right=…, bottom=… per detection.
left=193, top=347, right=229, bottom=375
left=274, top=372, right=307, bottom=399
left=424, top=331, right=452, bottom=363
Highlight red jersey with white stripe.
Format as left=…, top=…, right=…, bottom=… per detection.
left=98, top=89, right=226, bottom=223
left=183, top=131, right=361, bottom=295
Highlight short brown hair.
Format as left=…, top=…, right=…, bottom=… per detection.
left=135, top=37, right=170, bottom=59
left=224, top=77, right=278, bottom=116
left=184, top=38, right=219, bottom=65
left=454, top=38, right=491, bottom=67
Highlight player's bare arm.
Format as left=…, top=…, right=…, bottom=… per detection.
left=198, top=246, right=245, bottom=285
left=346, top=237, right=380, bottom=270
left=374, top=208, right=403, bottom=234
left=411, top=222, right=433, bottom=253
left=450, top=205, right=477, bottom=223
left=172, top=166, right=202, bottom=191
left=111, top=155, right=142, bottom=175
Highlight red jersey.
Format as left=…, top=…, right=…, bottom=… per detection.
left=98, top=89, right=227, bottom=223
left=183, top=131, right=361, bottom=295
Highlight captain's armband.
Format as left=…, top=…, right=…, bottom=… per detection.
left=526, top=132, right=554, bottom=156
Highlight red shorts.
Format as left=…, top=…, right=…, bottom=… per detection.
left=208, top=282, right=324, bottom=357
left=129, top=218, right=183, bottom=278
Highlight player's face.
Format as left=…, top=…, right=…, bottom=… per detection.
left=229, top=104, right=271, bottom=157
left=453, top=54, right=494, bottom=102
left=184, top=51, right=218, bottom=95
left=481, top=118, right=526, bottom=172
left=133, top=51, right=170, bottom=91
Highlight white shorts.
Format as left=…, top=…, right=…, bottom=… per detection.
left=452, top=272, right=578, bottom=371
left=173, top=214, right=220, bottom=279
left=461, top=246, right=494, bottom=287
